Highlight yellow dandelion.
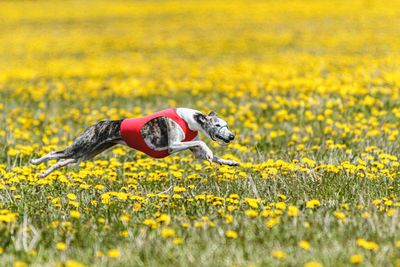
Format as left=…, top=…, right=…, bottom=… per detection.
left=350, top=254, right=363, bottom=263
left=277, top=194, right=286, bottom=200
left=56, top=242, right=67, bottom=251
left=226, top=230, right=238, bottom=239
left=304, top=262, right=323, bottom=267
left=161, top=228, right=175, bottom=238
left=173, top=238, right=183, bottom=244
left=94, top=185, right=104, bottom=190
left=107, top=249, right=120, bottom=258
left=357, top=238, right=379, bottom=250
left=361, top=212, right=371, bottom=219
left=120, top=230, right=129, bottom=237
left=266, top=217, right=279, bottom=228
left=119, top=214, right=130, bottom=222
left=245, top=209, right=258, bottom=218
left=272, top=250, right=286, bottom=259
left=298, top=240, right=310, bottom=250
left=306, top=200, right=321, bottom=209
left=275, top=202, right=286, bottom=210
left=143, top=219, right=156, bottom=227
left=157, top=214, right=171, bottom=225
left=70, top=210, right=80, bottom=218
left=288, top=206, right=299, bottom=216
left=67, top=193, right=77, bottom=200
left=134, top=203, right=141, bottom=212
left=65, top=260, right=87, bottom=267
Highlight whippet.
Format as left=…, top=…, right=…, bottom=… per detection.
left=31, top=108, right=239, bottom=178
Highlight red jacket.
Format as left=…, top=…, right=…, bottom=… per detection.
left=120, top=108, right=198, bottom=158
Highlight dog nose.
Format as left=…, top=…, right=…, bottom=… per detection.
left=229, top=134, right=235, bottom=140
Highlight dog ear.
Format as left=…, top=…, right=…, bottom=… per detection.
left=194, top=112, right=208, bottom=126
left=208, top=111, right=218, bottom=117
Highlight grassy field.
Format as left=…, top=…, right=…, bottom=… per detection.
left=2, top=0, right=400, bottom=266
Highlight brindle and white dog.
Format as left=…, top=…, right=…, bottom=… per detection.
left=31, top=108, right=239, bottom=178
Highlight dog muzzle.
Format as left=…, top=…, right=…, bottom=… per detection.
left=214, top=126, right=229, bottom=142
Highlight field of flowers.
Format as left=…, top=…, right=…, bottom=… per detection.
left=2, top=0, right=400, bottom=266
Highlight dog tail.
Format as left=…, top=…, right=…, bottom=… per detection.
left=69, top=158, right=83, bottom=168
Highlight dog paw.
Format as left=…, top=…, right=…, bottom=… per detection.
left=30, top=159, right=39, bottom=165
left=225, top=159, right=239, bottom=166
left=204, top=148, right=214, bottom=163
left=37, top=172, right=48, bottom=178
left=230, top=160, right=240, bottom=166
left=205, top=152, right=213, bottom=163
left=200, top=144, right=213, bottom=163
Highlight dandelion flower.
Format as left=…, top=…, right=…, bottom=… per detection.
left=298, top=240, right=310, bottom=250
left=350, top=254, right=363, bottom=263
left=107, top=249, right=120, bottom=258
left=272, top=250, right=286, bottom=259
left=65, top=260, right=87, bottom=267
left=56, top=242, right=67, bottom=251
left=157, top=214, right=171, bottom=225
left=245, top=209, right=258, bottom=218
left=304, top=262, right=323, bottom=267
left=161, top=228, right=175, bottom=238
left=226, top=230, right=238, bottom=239
left=67, top=193, right=77, bottom=200
left=306, top=200, right=321, bottom=209
left=70, top=210, right=80, bottom=218
left=288, top=206, right=299, bottom=216
left=173, top=238, right=183, bottom=244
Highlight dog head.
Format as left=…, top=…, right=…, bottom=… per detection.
left=194, top=111, right=235, bottom=143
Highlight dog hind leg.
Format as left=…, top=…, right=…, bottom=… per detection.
left=86, top=142, right=117, bottom=160
left=37, top=158, right=76, bottom=178
left=61, top=120, right=123, bottom=160
left=69, top=142, right=118, bottom=168
left=30, top=150, right=69, bottom=165
left=32, top=120, right=123, bottom=175
left=36, top=142, right=116, bottom=177
left=33, top=120, right=123, bottom=165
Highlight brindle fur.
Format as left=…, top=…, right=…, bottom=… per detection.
left=31, top=120, right=124, bottom=177
left=193, top=112, right=207, bottom=127
left=31, top=108, right=238, bottom=178
left=141, top=117, right=172, bottom=150
left=60, top=120, right=123, bottom=160
left=193, top=111, right=219, bottom=140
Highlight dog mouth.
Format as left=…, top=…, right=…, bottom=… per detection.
left=211, top=126, right=233, bottom=143
left=215, top=134, right=231, bottom=143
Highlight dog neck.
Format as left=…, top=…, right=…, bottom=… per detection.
left=175, top=108, right=210, bottom=138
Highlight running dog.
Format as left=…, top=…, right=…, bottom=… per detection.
left=31, top=108, right=239, bottom=178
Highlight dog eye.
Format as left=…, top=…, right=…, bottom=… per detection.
left=216, top=124, right=221, bottom=127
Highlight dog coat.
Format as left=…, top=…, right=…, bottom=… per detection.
left=120, top=108, right=198, bottom=158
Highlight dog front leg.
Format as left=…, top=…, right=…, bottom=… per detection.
left=190, top=146, right=239, bottom=166
left=168, top=141, right=213, bottom=162
left=212, top=155, right=239, bottom=166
